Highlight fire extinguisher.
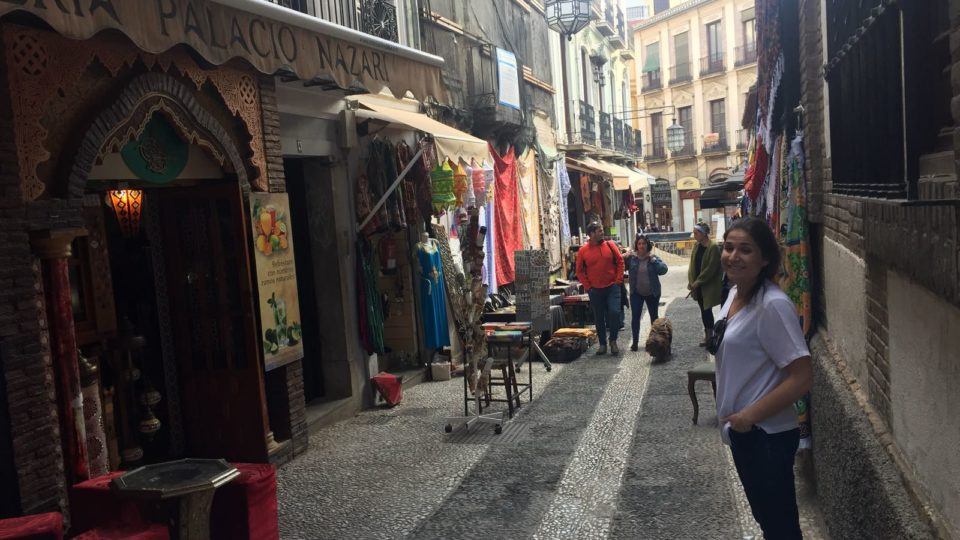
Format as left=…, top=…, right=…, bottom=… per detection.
left=379, top=234, right=397, bottom=275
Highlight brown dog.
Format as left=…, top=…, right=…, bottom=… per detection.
left=645, top=317, right=673, bottom=362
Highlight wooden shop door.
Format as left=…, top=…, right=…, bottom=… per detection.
left=159, top=183, right=269, bottom=462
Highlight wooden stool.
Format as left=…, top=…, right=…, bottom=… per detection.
left=485, top=359, right=522, bottom=418
left=687, top=361, right=717, bottom=425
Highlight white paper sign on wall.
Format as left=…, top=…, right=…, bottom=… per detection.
left=496, top=48, right=521, bottom=110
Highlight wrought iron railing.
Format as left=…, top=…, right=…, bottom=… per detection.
left=360, top=0, right=399, bottom=42
left=669, top=62, right=692, bottom=84
left=702, top=132, right=729, bottom=153
left=569, top=100, right=597, bottom=146
left=599, top=111, right=613, bottom=149
left=645, top=143, right=666, bottom=161
left=700, top=53, right=724, bottom=76
left=267, top=0, right=363, bottom=34
left=613, top=117, right=626, bottom=153
left=735, top=42, right=757, bottom=66
left=624, top=128, right=635, bottom=157
left=634, top=129, right=643, bottom=156
left=642, top=71, right=662, bottom=92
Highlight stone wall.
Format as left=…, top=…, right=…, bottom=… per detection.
left=798, top=0, right=960, bottom=536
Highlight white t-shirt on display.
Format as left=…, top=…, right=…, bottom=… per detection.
left=716, top=281, right=810, bottom=442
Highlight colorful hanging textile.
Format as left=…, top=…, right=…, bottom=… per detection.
left=367, top=138, right=403, bottom=229
left=471, top=159, right=487, bottom=206
left=461, top=159, right=476, bottom=208
left=535, top=148, right=562, bottom=270
left=557, top=159, right=573, bottom=251
left=580, top=175, right=592, bottom=213
left=516, top=148, right=542, bottom=250
left=483, top=202, right=498, bottom=294
left=430, top=160, right=456, bottom=214
left=416, top=241, right=451, bottom=349
left=355, top=173, right=377, bottom=236
left=483, top=161, right=495, bottom=205
left=781, top=134, right=812, bottom=335
left=396, top=141, right=420, bottom=224
left=451, top=158, right=468, bottom=207
left=356, top=238, right=384, bottom=355
left=489, top=143, right=522, bottom=286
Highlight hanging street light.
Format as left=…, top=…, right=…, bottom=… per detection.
left=545, top=0, right=593, bottom=38
left=546, top=0, right=595, bottom=139
left=666, top=119, right=685, bottom=153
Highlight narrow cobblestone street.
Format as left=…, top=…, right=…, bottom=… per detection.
left=277, top=265, right=828, bottom=539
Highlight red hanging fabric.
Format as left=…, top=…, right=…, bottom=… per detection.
left=489, top=143, right=522, bottom=286
left=744, top=138, right=769, bottom=202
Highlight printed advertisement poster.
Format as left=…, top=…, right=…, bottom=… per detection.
left=496, top=48, right=521, bottom=109
left=249, top=193, right=304, bottom=370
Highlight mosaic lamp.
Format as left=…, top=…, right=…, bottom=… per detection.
left=666, top=120, right=685, bottom=153
left=106, top=188, right=144, bottom=237
left=545, top=0, right=593, bottom=38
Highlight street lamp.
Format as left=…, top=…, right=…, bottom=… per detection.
left=545, top=0, right=593, bottom=38
left=666, top=119, right=685, bottom=153
left=545, top=0, right=594, bottom=139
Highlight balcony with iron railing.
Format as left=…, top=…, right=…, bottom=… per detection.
left=702, top=131, right=729, bottom=154
left=565, top=100, right=597, bottom=147
left=599, top=111, right=613, bottom=149
left=609, top=9, right=627, bottom=48
left=613, top=117, right=626, bottom=153
left=671, top=136, right=696, bottom=158
left=267, top=0, right=399, bottom=42
left=736, top=129, right=750, bottom=150
left=633, top=129, right=643, bottom=157
left=735, top=42, right=758, bottom=66
left=669, top=62, right=692, bottom=85
left=623, top=128, right=635, bottom=157
left=700, top=53, right=725, bottom=77
left=645, top=142, right=667, bottom=161
left=598, top=4, right=616, bottom=36
left=642, top=70, right=662, bottom=92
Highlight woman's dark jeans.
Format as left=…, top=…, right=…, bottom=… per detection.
left=630, top=292, right=660, bottom=343
left=729, top=427, right=802, bottom=539
left=696, top=295, right=715, bottom=330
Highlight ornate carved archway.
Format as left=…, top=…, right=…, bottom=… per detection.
left=66, top=72, right=249, bottom=198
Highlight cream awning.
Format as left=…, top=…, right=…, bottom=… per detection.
left=0, top=0, right=446, bottom=101
left=566, top=157, right=606, bottom=176
left=353, top=95, right=489, bottom=164
left=578, top=157, right=628, bottom=188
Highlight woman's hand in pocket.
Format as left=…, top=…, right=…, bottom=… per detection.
left=721, top=410, right=756, bottom=433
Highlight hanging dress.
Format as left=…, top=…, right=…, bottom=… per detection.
left=417, top=243, right=451, bottom=349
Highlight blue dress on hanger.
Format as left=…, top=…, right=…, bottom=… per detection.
left=417, top=243, right=450, bottom=349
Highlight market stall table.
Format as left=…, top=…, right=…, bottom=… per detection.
left=111, top=459, right=239, bottom=540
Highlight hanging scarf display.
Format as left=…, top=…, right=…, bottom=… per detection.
left=483, top=160, right=495, bottom=205
left=450, top=158, right=468, bottom=207
left=461, top=159, right=476, bottom=208
left=367, top=138, right=404, bottom=229
left=489, top=143, right=522, bottom=286
left=413, top=140, right=436, bottom=224
left=356, top=238, right=384, bottom=355
left=471, top=159, right=487, bottom=206
left=355, top=173, right=377, bottom=235
left=430, top=160, right=456, bottom=214
left=535, top=146, right=562, bottom=270
left=516, top=148, right=542, bottom=250
left=580, top=175, right=592, bottom=213
left=396, top=141, right=420, bottom=224
left=556, top=159, right=573, bottom=251
left=483, top=201, right=498, bottom=294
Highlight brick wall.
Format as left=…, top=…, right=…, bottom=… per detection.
left=258, top=76, right=308, bottom=462
left=798, top=0, right=827, bottom=224
left=0, top=45, right=70, bottom=514
left=864, top=260, right=892, bottom=425
left=822, top=194, right=864, bottom=256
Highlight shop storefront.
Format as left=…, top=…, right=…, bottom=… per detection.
left=650, top=179, right=674, bottom=231
left=0, top=0, right=445, bottom=517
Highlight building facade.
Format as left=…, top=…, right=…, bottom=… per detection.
left=787, top=0, right=960, bottom=537
left=630, top=0, right=756, bottom=232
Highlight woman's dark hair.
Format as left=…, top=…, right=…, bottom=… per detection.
left=723, top=217, right=781, bottom=302
left=634, top=234, right=655, bottom=252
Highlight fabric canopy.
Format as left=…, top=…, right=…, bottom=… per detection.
left=0, top=0, right=446, bottom=101
left=573, top=158, right=646, bottom=193
left=354, top=95, right=490, bottom=164
left=628, top=166, right=658, bottom=188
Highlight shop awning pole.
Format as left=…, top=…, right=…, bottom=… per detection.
left=357, top=147, right=424, bottom=231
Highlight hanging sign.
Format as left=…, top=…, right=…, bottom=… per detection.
left=249, top=193, right=304, bottom=371
left=496, top=48, right=521, bottom=110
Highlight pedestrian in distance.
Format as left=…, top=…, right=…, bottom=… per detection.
left=625, top=233, right=668, bottom=352
left=575, top=222, right=625, bottom=355
left=712, top=217, right=813, bottom=540
left=687, top=221, right=722, bottom=346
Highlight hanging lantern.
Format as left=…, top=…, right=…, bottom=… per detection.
left=106, top=189, right=144, bottom=237
left=666, top=120, right=686, bottom=153
left=545, top=0, right=593, bottom=37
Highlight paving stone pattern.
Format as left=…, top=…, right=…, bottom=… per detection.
left=277, top=265, right=829, bottom=539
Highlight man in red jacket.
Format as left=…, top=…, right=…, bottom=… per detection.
left=575, top=222, right=626, bottom=354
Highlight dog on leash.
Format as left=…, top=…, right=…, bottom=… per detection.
left=645, top=317, right=673, bottom=363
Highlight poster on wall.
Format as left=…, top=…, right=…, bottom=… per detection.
left=496, top=48, right=521, bottom=110
left=249, top=193, right=304, bottom=371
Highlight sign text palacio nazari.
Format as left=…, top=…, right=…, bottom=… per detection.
left=0, top=0, right=444, bottom=101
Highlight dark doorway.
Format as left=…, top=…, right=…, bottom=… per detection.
left=0, top=345, right=21, bottom=518
left=158, top=183, right=269, bottom=462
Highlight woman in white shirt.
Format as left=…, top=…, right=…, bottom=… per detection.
left=713, top=217, right=812, bottom=540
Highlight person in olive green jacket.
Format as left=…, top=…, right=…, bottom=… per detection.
left=688, top=222, right=723, bottom=346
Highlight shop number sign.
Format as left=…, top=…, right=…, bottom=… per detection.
left=249, top=193, right=304, bottom=370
